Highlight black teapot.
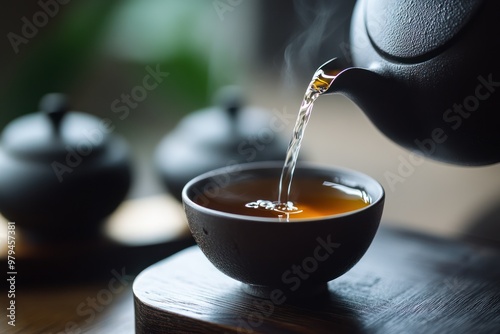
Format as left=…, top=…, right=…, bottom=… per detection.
left=324, top=0, right=500, bottom=165
left=154, top=86, right=290, bottom=201
left=0, top=93, right=132, bottom=240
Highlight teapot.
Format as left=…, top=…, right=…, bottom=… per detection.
left=154, top=86, right=290, bottom=201
left=0, top=93, right=132, bottom=240
left=324, top=0, right=500, bottom=165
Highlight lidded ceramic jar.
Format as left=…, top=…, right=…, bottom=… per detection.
left=0, top=93, right=132, bottom=240
left=154, top=86, right=290, bottom=201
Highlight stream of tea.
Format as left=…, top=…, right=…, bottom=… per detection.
left=244, top=65, right=341, bottom=220
left=195, top=62, right=371, bottom=220
left=277, top=67, right=340, bottom=205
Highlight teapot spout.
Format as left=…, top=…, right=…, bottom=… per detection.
left=320, top=59, right=417, bottom=151
left=319, top=58, right=387, bottom=98
left=322, top=60, right=405, bottom=117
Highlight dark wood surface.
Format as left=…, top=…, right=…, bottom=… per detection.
left=134, top=227, right=500, bottom=334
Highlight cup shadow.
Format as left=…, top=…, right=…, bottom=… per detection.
left=209, top=283, right=366, bottom=334
left=462, top=195, right=500, bottom=248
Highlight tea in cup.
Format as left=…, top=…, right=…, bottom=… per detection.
left=182, top=161, right=384, bottom=297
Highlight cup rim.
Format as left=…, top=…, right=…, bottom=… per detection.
left=182, top=161, right=385, bottom=223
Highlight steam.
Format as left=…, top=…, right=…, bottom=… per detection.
left=282, top=0, right=348, bottom=91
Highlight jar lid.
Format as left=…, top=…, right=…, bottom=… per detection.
left=154, top=86, right=289, bottom=200
left=164, top=85, right=287, bottom=155
left=1, top=93, right=109, bottom=161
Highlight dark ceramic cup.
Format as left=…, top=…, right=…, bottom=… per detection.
left=182, top=161, right=384, bottom=298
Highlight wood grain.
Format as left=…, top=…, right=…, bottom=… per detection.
left=134, top=227, right=500, bottom=334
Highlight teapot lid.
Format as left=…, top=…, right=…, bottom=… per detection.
left=1, top=93, right=109, bottom=161
left=364, top=0, right=483, bottom=61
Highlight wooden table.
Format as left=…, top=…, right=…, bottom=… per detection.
left=134, top=227, right=500, bottom=334
left=2, top=192, right=499, bottom=334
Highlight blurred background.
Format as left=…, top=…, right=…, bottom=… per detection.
left=1, top=1, right=500, bottom=332
left=1, top=0, right=500, bottom=243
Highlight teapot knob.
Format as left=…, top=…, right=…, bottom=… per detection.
left=39, top=93, right=69, bottom=133
left=215, top=85, right=244, bottom=119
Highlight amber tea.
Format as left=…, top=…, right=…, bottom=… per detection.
left=194, top=174, right=370, bottom=220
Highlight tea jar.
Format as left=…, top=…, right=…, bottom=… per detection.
left=154, top=86, right=290, bottom=201
left=0, top=93, right=133, bottom=240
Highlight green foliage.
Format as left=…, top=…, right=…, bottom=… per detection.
left=2, top=0, right=120, bottom=122
left=1, top=0, right=236, bottom=126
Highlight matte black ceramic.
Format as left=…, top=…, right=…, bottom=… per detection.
left=155, top=86, right=288, bottom=201
left=0, top=93, right=132, bottom=240
left=182, top=161, right=384, bottom=298
left=326, top=0, right=500, bottom=165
